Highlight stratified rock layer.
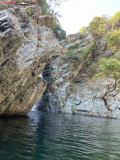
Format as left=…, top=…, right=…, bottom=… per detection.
left=0, top=6, right=62, bottom=116
left=1, top=4, right=120, bottom=119
left=38, top=33, right=120, bottom=118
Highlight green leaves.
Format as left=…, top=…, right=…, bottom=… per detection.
left=67, top=41, right=95, bottom=69
left=109, top=11, right=120, bottom=29
left=25, top=8, right=32, bottom=17
left=89, top=16, right=107, bottom=37
left=80, top=26, right=88, bottom=35
left=106, top=29, right=120, bottom=53
left=88, top=62, right=97, bottom=76
left=94, top=58, right=120, bottom=80
left=51, top=16, right=66, bottom=40
left=68, top=43, right=79, bottom=50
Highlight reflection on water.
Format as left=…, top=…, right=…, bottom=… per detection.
left=0, top=111, right=120, bottom=160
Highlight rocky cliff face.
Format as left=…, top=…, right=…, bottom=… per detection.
left=0, top=5, right=62, bottom=116
left=37, top=33, right=120, bottom=119
left=0, top=4, right=120, bottom=118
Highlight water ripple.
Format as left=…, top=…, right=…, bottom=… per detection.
left=1, top=111, right=120, bottom=160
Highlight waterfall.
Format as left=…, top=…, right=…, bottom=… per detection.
left=31, top=99, right=42, bottom=111
left=31, top=104, right=38, bottom=111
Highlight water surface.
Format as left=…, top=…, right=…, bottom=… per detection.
left=0, top=111, right=120, bottom=160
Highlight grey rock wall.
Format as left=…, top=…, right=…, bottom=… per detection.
left=38, top=34, right=120, bottom=119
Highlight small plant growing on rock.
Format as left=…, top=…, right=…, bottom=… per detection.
left=25, top=8, right=32, bottom=19
left=67, top=41, right=95, bottom=70
left=52, top=49, right=57, bottom=53
left=80, top=93, right=85, bottom=97
left=71, top=106, right=77, bottom=115
left=68, top=43, right=79, bottom=50
left=88, top=62, right=97, bottom=76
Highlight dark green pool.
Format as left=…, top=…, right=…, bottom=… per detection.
left=0, top=111, right=120, bottom=160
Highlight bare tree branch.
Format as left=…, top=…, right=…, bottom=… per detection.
left=102, top=77, right=118, bottom=112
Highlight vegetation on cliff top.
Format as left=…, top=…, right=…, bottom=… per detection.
left=109, top=11, right=120, bottom=29
left=88, top=11, right=120, bottom=78
left=79, top=10, right=120, bottom=66
left=80, top=11, right=120, bottom=53
left=89, top=16, right=107, bottom=38
left=38, top=0, right=66, bottom=40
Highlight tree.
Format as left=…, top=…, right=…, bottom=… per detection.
left=80, top=26, right=88, bottom=35
left=94, top=58, right=120, bottom=111
left=47, top=0, right=67, bottom=9
left=47, top=0, right=68, bottom=15
left=89, top=16, right=107, bottom=38
left=106, top=29, right=120, bottom=53
left=51, top=16, right=66, bottom=40
left=37, top=0, right=66, bottom=40
left=38, top=0, right=67, bottom=16
left=109, top=10, right=120, bottom=29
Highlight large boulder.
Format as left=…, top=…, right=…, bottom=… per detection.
left=0, top=7, right=62, bottom=117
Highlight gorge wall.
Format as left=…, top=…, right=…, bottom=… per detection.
left=36, top=33, right=120, bottom=119
left=0, top=4, right=62, bottom=116
left=0, top=3, right=120, bottom=118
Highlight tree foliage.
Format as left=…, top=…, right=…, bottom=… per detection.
left=89, top=16, right=107, bottom=38
left=80, top=26, right=88, bottom=35
left=47, top=0, right=68, bottom=15
left=109, top=11, right=120, bottom=29
left=51, top=16, right=66, bottom=40
left=38, top=0, right=67, bottom=16
left=37, top=0, right=49, bottom=14
left=94, top=58, right=120, bottom=111
left=106, top=29, right=120, bottom=53
left=37, top=0, right=66, bottom=40
left=95, top=58, right=120, bottom=80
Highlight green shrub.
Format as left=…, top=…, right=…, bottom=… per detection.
left=111, top=54, right=120, bottom=60
left=68, top=43, right=79, bottom=50
left=71, top=107, right=76, bottom=115
left=83, top=57, right=92, bottom=67
left=25, top=8, right=32, bottom=18
left=94, top=58, right=120, bottom=79
left=68, top=41, right=95, bottom=69
left=88, top=62, right=97, bottom=76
